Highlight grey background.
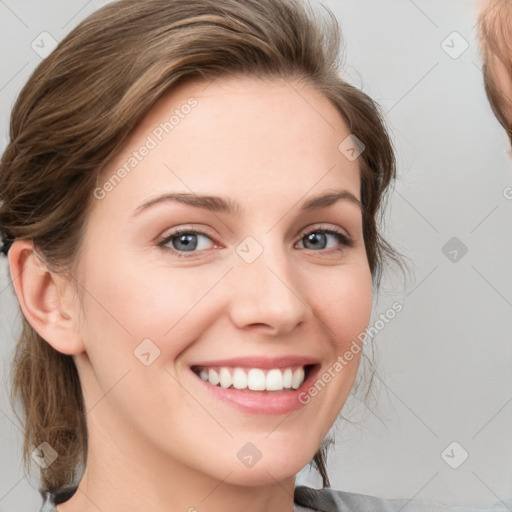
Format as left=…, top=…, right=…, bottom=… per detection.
left=1, top=0, right=511, bottom=510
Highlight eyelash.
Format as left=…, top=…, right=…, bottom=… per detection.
left=158, top=226, right=354, bottom=259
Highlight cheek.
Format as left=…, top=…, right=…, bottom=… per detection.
left=308, top=261, right=372, bottom=397
left=312, top=262, right=373, bottom=346
left=77, top=256, right=229, bottom=365
left=288, top=262, right=372, bottom=446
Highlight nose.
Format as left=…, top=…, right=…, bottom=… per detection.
left=227, top=244, right=311, bottom=336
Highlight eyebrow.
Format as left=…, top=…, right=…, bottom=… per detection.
left=132, top=189, right=361, bottom=217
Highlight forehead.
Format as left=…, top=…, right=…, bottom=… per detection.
left=94, top=75, right=361, bottom=215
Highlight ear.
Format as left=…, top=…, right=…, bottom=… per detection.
left=8, top=239, right=85, bottom=355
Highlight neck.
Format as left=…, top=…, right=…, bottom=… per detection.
left=57, top=406, right=297, bottom=512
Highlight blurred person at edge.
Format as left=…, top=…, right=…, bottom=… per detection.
left=479, top=0, right=512, bottom=149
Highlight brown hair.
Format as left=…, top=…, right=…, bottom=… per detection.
left=478, top=0, right=512, bottom=141
left=0, top=0, right=397, bottom=494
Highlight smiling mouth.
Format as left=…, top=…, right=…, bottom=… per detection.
left=191, top=365, right=315, bottom=392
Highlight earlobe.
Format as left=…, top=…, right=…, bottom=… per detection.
left=7, top=240, right=85, bottom=355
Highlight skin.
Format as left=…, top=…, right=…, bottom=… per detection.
left=9, top=76, right=373, bottom=512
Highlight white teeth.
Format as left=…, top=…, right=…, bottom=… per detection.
left=219, top=367, right=232, bottom=388
left=247, top=369, right=266, bottom=390
left=196, top=365, right=307, bottom=391
left=266, top=369, right=283, bottom=391
left=232, top=368, right=247, bottom=389
left=208, top=368, right=220, bottom=386
left=283, top=368, right=293, bottom=389
left=291, top=367, right=305, bottom=390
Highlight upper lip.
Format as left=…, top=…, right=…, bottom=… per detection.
left=190, top=356, right=320, bottom=369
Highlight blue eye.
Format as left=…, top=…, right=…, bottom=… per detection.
left=160, top=230, right=215, bottom=254
left=297, top=229, right=353, bottom=251
left=158, top=226, right=353, bottom=258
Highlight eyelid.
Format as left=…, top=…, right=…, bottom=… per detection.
left=158, top=222, right=355, bottom=258
left=158, top=225, right=221, bottom=249
left=295, top=223, right=354, bottom=247
left=296, top=222, right=350, bottom=238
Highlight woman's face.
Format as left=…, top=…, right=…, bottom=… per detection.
left=73, top=76, right=373, bottom=486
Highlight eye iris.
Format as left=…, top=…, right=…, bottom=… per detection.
left=172, top=233, right=197, bottom=251
left=304, top=232, right=327, bottom=250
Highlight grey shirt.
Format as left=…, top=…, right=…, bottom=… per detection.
left=294, top=486, right=512, bottom=512
left=39, top=485, right=512, bottom=512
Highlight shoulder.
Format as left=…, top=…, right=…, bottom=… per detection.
left=294, top=485, right=512, bottom=512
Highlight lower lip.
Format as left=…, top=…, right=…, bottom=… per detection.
left=191, top=366, right=320, bottom=415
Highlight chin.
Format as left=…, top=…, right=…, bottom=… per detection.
left=219, top=437, right=321, bottom=487
left=217, top=460, right=303, bottom=488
